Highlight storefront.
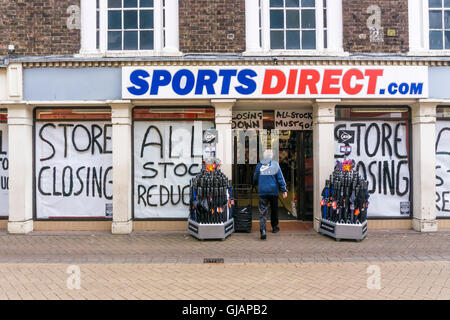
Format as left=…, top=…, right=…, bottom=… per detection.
left=4, top=60, right=443, bottom=233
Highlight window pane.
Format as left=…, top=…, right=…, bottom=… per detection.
left=124, top=10, right=138, bottom=29
left=140, top=0, right=154, bottom=7
left=286, top=0, right=300, bottom=7
left=124, top=0, right=137, bottom=7
left=301, top=9, right=316, bottom=28
left=324, top=29, right=327, bottom=48
left=108, top=10, right=122, bottom=29
left=286, top=30, right=300, bottom=49
left=270, top=0, right=283, bottom=8
left=324, top=9, right=327, bottom=27
left=430, top=30, right=444, bottom=49
left=270, top=10, right=284, bottom=28
left=270, top=30, right=284, bottom=49
left=429, top=10, right=443, bottom=29
left=108, top=31, right=122, bottom=50
left=108, top=0, right=121, bottom=8
left=429, top=0, right=442, bottom=8
left=124, top=31, right=138, bottom=49
left=445, top=10, right=450, bottom=28
left=446, top=0, right=450, bottom=7
left=323, top=0, right=326, bottom=7
left=445, top=31, right=450, bottom=48
left=140, top=10, right=154, bottom=28
left=302, top=30, right=316, bottom=49
left=286, top=10, right=300, bottom=28
left=140, top=31, right=154, bottom=49
left=302, top=0, right=315, bottom=7
left=97, top=11, right=100, bottom=29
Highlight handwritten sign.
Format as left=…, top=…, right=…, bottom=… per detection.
left=0, top=124, right=8, bottom=217
left=275, top=111, right=313, bottom=130
left=232, top=111, right=263, bottom=130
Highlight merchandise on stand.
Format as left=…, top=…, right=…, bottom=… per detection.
left=187, top=159, right=235, bottom=240
left=318, top=160, right=370, bottom=242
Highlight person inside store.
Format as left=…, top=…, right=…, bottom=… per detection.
left=253, top=149, right=288, bottom=240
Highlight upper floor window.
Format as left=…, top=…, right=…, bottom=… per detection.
left=409, top=0, right=450, bottom=54
left=245, top=0, right=342, bottom=55
left=80, top=0, right=179, bottom=56
left=428, top=0, right=450, bottom=49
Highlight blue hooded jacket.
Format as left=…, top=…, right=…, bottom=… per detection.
left=253, top=158, right=287, bottom=196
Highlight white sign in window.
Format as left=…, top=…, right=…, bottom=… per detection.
left=436, top=120, right=450, bottom=217
left=35, top=121, right=113, bottom=219
left=0, top=122, right=8, bottom=217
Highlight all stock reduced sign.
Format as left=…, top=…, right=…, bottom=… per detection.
left=122, top=66, right=428, bottom=99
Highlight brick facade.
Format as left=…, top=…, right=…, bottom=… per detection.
left=179, top=0, right=245, bottom=53
left=0, top=0, right=80, bottom=57
left=342, top=0, right=409, bottom=53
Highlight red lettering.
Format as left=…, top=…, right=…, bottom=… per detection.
left=365, top=69, right=384, bottom=94
left=298, top=69, right=320, bottom=94
left=286, top=70, right=298, bottom=95
left=321, top=69, right=342, bottom=95
left=342, top=69, right=364, bottom=95
left=262, top=70, right=286, bottom=94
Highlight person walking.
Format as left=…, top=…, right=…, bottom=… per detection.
left=253, top=149, right=287, bottom=240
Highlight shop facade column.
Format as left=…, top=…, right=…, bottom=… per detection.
left=313, top=100, right=339, bottom=232
left=111, top=102, right=133, bottom=234
left=211, top=99, right=235, bottom=179
left=411, top=101, right=438, bottom=232
left=7, top=104, right=34, bottom=234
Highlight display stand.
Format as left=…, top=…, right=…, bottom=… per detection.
left=318, top=219, right=368, bottom=242
left=188, top=217, right=234, bottom=240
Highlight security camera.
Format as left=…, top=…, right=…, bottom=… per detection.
left=273, top=57, right=278, bottom=65
left=7, top=45, right=15, bottom=53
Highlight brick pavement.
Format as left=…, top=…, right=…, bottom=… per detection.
left=0, top=230, right=449, bottom=300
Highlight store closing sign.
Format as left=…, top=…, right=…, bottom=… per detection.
left=122, top=66, right=428, bottom=99
left=134, top=121, right=214, bottom=218
left=436, top=121, right=450, bottom=217
left=232, top=111, right=263, bottom=130
left=0, top=124, right=8, bottom=217
left=275, top=111, right=313, bottom=130
left=334, top=121, right=410, bottom=218
left=35, top=122, right=113, bottom=219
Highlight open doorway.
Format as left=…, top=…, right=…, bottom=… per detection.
left=232, top=110, right=313, bottom=221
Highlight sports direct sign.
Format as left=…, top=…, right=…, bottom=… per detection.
left=122, top=66, right=428, bottom=99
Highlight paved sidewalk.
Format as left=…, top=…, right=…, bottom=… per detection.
left=0, top=230, right=449, bottom=300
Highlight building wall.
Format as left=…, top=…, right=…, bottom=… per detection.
left=342, top=0, right=409, bottom=53
left=179, top=0, right=245, bottom=53
left=0, top=0, right=80, bottom=57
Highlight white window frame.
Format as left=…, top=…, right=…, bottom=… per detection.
left=79, top=0, right=181, bottom=57
left=409, top=0, right=450, bottom=56
left=244, top=0, right=344, bottom=56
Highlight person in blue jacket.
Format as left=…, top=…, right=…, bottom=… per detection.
left=253, top=149, right=287, bottom=240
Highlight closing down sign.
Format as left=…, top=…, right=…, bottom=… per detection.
left=122, top=66, right=428, bottom=99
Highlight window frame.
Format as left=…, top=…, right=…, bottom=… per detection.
left=80, top=0, right=181, bottom=57
left=409, top=0, right=450, bottom=55
left=245, top=0, right=343, bottom=56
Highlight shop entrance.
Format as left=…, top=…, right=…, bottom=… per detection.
left=232, top=111, right=313, bottom=221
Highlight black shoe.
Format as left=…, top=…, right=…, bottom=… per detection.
left=272, top=226, right=280, bottom=234
left=260, top=230, right=267, bottom=240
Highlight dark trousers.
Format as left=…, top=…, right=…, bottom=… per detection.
left=258, top=195, right=279, bottom=231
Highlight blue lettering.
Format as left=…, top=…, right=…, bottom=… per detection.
left=235, top=69, right=257, bottom=95
left=398, top=83, right=409, bottom=95
left=172, top=69, right=195, bottom=95
left=219, top=69, right=237, bottom=95
left=388, top=82, right=398, bottom=95
left=410, top=83, right=423, bottom=95
left=150, top=70, right=172, bottom=95
left=127, top=70, right=150, bottom=96
left=195, top=70, right=218, bottom=95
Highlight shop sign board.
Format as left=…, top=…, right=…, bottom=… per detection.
left=35, top=122, right=113, bottom=219
left=0, top=123, right=8, bottom=217
left=334, top=120, right=410, bottom=218
left=134, top=120, right=214, bottom=218
left=436, top=121, right=450, bottom=217
left=123, top=66, right=428, bottom=99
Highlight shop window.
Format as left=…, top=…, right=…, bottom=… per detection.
left=82, top=0, right=179, bottom=56
left=246, top=0, right=342, bottom=54
left=436, top=106, right=450, bottom=217
left=34, top=108, right=113, bottom=220
left=335, top=107, right=412, bottom=218
left=133, top=107, right=215, bottom=219
left=0, top=110, right=8, bottom=219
